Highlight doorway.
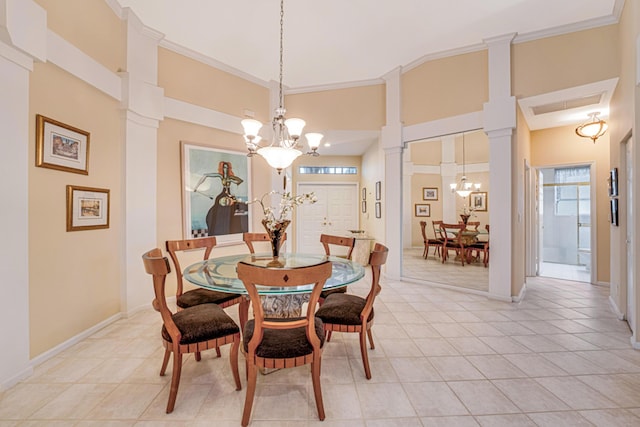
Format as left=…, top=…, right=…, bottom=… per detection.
left=295, top=183, right=358, bottom=254
left=624, top=135, right=634, bottom=332
left=537, top=165, right=593, bottom=283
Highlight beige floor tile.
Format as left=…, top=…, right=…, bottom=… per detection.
left=429, top=356, right=484, bottom=381
left=465, top=355, right=527, bottom=379
left=414, top=338, right=460, bottom=357
left=321, top=384, right=362, bottom=420
left=447, top=380, right=520, bottom=415
left=478, top=336, right=530, bottom=354
left=366, top=418, right=421, bottom=427
left=534, top=376, right=617, bottom=410
left=511, top=335, right=566, bottom=353
left=377, top=339, right=423, bottom=358
left=502, top=354, right=569, bottom=377
left=526, top=411, right=593, bottom=427
left=420, top=416, right=480, bottom=426
left=578, top=408, right=640, bottom=426
left=474, top=414, right=536, bottom=426
left=86, top=383, right=165, bottom=420
left=29, top=383, right=117, bottom=420
left=491, top=378, right=570, bottom=412
left=140, top=383, right=212, bottom=420
left=576, top=374, right=640, bottom=407
left=355, top=382, right=415, bottom=418
left=403, top=382, right=469, bottom=416
left=388, top=357, right=442, bottom=382
left=249, top=383, right=313, bottom=421
left=540, top=352, right=608, bottom=375
left=0, top=383, right=68, bottom=419
left=79, top=357, right=147, bottom=383
left=446, top=337, right=496, bottom=355
left=349, top=357, right=398, bottom=383
left=575, top=350, right=640, bottom=373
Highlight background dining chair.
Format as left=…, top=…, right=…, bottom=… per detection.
left=242, top=232, right=287, bottom=254
left=465, top=221, right=480, bottom=231
left=467, top=224, right=490, bottom=267
left=315, top=243, right=389, bottom=379
left=318, top=234, right=356, bottom=303
left=166, top=237, right=247, bottom=355
left=142, top=248, right=241, bottom=414
left=440, top=223, right=467, bottom=266
left=420, top=220, right=443, bottom=260
left=236, top=260, right=332, bottom=426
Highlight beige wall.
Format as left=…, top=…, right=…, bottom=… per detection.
left=159, top=48, right=270, bottom=121
left=285, top=85, right=385, bottom=131
left=35, top=0, right=125, bottom=73
left=402, top=50, right=488, bottom=125
left=513, top=25, right=619, bottom=98
left=530, top=125, right=611, bottom=283
left=28, top=61, right=123, bottom=358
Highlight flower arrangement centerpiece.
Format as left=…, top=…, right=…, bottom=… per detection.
left=251, top=190, right=317, bottom=257
left=460, top=205, right=476, bottom=225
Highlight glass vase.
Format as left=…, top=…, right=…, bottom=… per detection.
left=262, top=219, right=290, bottom=257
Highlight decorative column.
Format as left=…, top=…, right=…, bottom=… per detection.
left=0, top=0, right=46, bottom=389
left=483, top=34, right=516, bottom=300
left=440, top=135, right=458, bottom=223
left=382, top=67, right=403, bottom=280
left=120, top=9, right=164, bottom=314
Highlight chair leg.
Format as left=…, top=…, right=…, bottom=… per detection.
left=311, top=356, right=325, bottom=420
left=195, top=351, right=202, bottom=361
left=326, top=330, right=333, bottom=342
left=359, top=330, right=372, bottom=380
left=166, top=352, right=183, bottom=414
left=215, top=347, right=222, bottom=358
left=367, top=328, right=375, bottom=350
left=241, top=363, right=258, bottom=427
left=230, top=339, right=241, bottom=391
left=160, top=348, right=171, bottom=376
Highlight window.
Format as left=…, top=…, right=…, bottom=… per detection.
left=298, top=166, right=357, bottom=175
left=554, top=166, right=590, bottom=216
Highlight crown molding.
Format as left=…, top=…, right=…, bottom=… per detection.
left=402, top=42, right=487, bottom=74
left=286, top=78, right=385, bottom=95
left=513, top=14, right=619, bottom=45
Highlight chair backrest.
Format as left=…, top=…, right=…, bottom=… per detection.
left=165, top=236, right=217, bottom=297
left=432, top=220, right=444, bottom=240
left=320, top=234, right=356, bottom=260
left=440, top=223, right=465, bottom=244
left=362, top=243, right=389, bottom=320
left=142, top=248, right=179, bottom=339
left=242, top=232, right=287, bottom=254
left=236, top=260, right=332, bottom=355
left=419, top=221, right=428, bottom=243
left=466, top=221, right=480, bottom=231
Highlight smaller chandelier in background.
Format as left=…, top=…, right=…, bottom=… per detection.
left=240, top=0, right=322, bottom=174
left=450, top=132, right=480, bottom=198
left=575, top=112, right=608, bottom=143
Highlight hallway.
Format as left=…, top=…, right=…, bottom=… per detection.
left=1, top=275, right=638, bottom=426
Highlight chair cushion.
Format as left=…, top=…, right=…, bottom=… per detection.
left=242, top=317, right=325, bottom=359
left=176, top=288, right=241, bottom=309
left=320, top=286, right=347, bottom=299
left=162, top=303, right=240, bottom=345
left=315, top=293, right=373, bottom=326
left=427, top=238, right=443, bottom=244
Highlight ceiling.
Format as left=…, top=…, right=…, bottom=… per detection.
left=114, top=0, right=621, bottom=155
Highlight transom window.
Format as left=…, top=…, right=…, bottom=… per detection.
left=298, top=166, right=357, bottom=175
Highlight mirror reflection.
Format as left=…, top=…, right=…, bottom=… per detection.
left=402, top=129, right=490, bottom=292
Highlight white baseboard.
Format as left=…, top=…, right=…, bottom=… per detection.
left=29, top=312, right=123, bottom=368
left=595, top=281, right=610, bottom=287
left=512, top=283, right=527, bottom=302
left=1, top=366, right=33, bottom=392
left=608, top=295, right=625, bottom=321
left=630, top=336, right=640, bottom=350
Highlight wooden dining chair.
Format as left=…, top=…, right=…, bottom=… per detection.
left=236, top=260, right=332, bottom=426
left=142, top=248, right=241, bottom=414
left=420, top=220, right=443, bottom=260
left=315, top=243, right=389, bottom=379
left=242, top=232, right=287, bottom=254
left=318, top=234, right=356, bottom=302
left=440, top=223, right=467, bottom=266
left=166, top=237, right=247, bottom=354
left=467, top=224, right=490, bottom=267
left=465, top=221, right=480, bottom=231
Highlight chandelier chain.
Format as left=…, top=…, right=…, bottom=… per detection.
left=279, top=0, right=284, bottom=110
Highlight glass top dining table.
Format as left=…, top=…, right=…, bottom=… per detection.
left=183, top=253, right=366, bottom=295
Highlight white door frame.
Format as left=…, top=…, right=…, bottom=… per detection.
left=530, top=162, right=597, bottom=284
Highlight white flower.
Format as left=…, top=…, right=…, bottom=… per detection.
left=250, top=191, right=317, bottom=231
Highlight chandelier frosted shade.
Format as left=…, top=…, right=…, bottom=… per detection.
left=257, top=146, right=302, bottom=171
left=575, top=113, right=608, bottom=143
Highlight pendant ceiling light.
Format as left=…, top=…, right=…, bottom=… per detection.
left=450, top=132, right=480, bottom=198
left=241, top=0, right=322, bottom=174
left=575, top=112, right=608, bottom=143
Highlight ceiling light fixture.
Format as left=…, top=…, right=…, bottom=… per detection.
left=575, top=112, right=608, bottom=143
left=241, top=0, right=322, bottom=174
left=450, top=132, right=480, bottom=198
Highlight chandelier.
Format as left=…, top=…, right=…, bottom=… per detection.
left=450, top=132, right=480, bottom=198
left=575, top=112, right=608, bottom=143
left=240, top=0, right=322, bottom=174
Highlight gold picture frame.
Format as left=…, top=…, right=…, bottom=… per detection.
left=36, top=114, right=90, bottom=175
left=66, top=185, right=110, bottom=231
left=469, top=192, right=488, bottom=211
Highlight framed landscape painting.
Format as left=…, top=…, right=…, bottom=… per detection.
left=66, top=185, right=109, bottom=231
left=36, top=114, right=90, bottom=175
left=422, top=187, right=438, bottom=200
left=415, top=203, right=431, bottom=217
left=181, top=142, right=251, bottom=244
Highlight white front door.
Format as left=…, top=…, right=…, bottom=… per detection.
left=296, top=183, right=359, bottom=254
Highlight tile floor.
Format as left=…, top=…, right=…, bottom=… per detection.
left=2, top=273, right=640, bottom=426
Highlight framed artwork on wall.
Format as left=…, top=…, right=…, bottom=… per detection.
left=469, top=192, right=488, bottom=211
left=36, top=114, right=90, bottom=175
left=66, top=185, right=109, bottom=231
left=422, top=187, right=438, bottom=200
left=181, top=141, right=251, bottom=243
left=375, top=201, right=381, bottom=218
left=609, top=168, right=618, bottom=197
left=414, top=203, right=431, bottom=217
left=610, top=198, right=619, bottom=226
left=362, top=187, right=367, bottom=201
left=362, top=201, right=367, bottom=213
left=375, top=181, right=381, bottom=200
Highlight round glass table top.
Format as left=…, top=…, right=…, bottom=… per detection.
left=183, top=253, right=366, bottom=295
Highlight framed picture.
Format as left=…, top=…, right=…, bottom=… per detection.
left=610, top=198, right=619, bottom=226
left=36, top=114, right=90, bottom=175
left=375, top=181, right=381, bottom=201
left=422, top=187, right=438, bottom=201
left=414, top=203, right=431, bottom=217
left=66, top=185, right=109, bottom=231
left=375, top=201, right=382, bottom=218
left=362, top=187, right=367, bottom=201
left=181, top=142, right=251, bottom=243
left=609, top=168, right=618, bottom=197
left=469, top=192, right=488, bottom=211
left=362, top=201, right=367, bottom=213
